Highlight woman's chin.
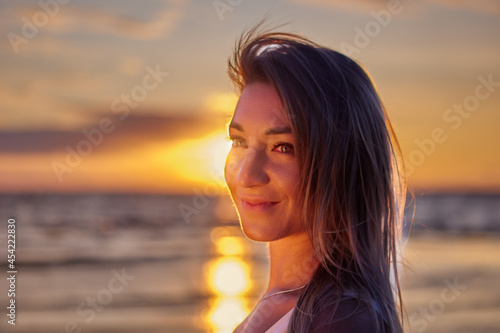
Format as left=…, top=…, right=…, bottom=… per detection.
left=240, top=223, right=281, bottom=242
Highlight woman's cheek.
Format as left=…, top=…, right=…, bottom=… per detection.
left=224, top=151, right=241, bottom=189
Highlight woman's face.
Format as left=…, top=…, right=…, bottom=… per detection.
left=224, top=82, right=302, bottom=242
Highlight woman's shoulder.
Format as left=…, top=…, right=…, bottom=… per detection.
left=309, top=296, right=386, bottom=333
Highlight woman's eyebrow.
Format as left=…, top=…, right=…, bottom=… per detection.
left=229, top=121, right=292, bottom=135
left=265, top=126, right=291, bottom=135
left=228, top=122, right=244, bottom=132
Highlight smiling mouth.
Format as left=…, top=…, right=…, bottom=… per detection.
left=241, top=199, right=280, bottom=211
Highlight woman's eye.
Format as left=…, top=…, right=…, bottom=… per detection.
left=232, top=139, right=244, bottom=147
left=228, top=136, right=246, bottom=148
left=272, top=142, right=294, bottom=154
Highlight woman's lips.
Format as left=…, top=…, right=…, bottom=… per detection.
left=241, top=199, right=280, bottom=211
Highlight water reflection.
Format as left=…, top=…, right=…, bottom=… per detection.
left=208, top=257, right=250, bottom=295
left=205, top=297, right=249, bottom=333
left=203, top=226, right=254, bottom=332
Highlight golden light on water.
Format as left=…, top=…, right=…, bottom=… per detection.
left=203, top=227, right=253, bottom=332
left=205, top=296, right=249, bottom=333
left=208, top=257, right=251, bottom=295
left=216, top=236, right=244, bottom=256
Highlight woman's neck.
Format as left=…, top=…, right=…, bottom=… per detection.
left=265, top=231, right=318, bottom=294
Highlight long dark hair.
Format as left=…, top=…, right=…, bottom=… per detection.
left=228, top=24, right=407, bottom=332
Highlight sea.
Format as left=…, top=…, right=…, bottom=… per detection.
left=0, top=192, right=499, bottom=333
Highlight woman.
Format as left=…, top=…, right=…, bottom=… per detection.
left=224, top=24, right=406, bottom=332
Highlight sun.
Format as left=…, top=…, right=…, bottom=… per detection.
left=144, top=130, right=232, bottom=189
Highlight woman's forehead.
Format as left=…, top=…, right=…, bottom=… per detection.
left=232, top=82, right=289, bottom=127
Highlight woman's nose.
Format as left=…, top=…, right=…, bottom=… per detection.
left=236, top=147, right=269, bottom=188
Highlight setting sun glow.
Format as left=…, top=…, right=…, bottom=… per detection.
left=146, top=130, right=232, bottom=189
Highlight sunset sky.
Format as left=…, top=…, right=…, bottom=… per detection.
left=1, top=0, right=499, bottom=194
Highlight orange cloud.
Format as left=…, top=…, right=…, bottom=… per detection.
left=0, top=113, right=229, bottom=193
left=428, top=0, right=500, bottom=14
left=289, top=0, right=500, bottom=15
left=2, top=0, right=188, bottom=41
left=0, top=113, right=224, bottom=154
